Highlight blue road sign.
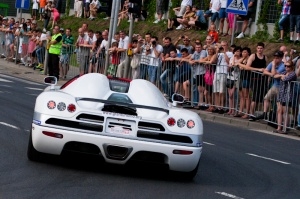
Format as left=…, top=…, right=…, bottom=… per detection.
left=15, top=0, right=30, bottom=10
left=226, top=0, right=249, bottom=15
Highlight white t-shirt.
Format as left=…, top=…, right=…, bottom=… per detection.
left=220, top=0, right=227, bottom=8
left=85, top=0, right=90, bottom=3
left=118, top=36, right=129, bottom=49
left=210, top=0, right=221, bottom=13
left=216, top=51, right=233, bottom=74
left=149, top=44, right=163, bottom=67
left=91, top=0, right=101, bottom=8
left=100, top=39, right=108, bottom=50
left=32, top=0, right=39, bottom=9
left=181, top=0, right=192, bottom=6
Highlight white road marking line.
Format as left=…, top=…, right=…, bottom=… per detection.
left=0, top=122, right=19, bottom=130
left=215, top=192, right=245, bottom=199
left=0, top=78, right=13, bottom=82
left=25, top=87, right=44, bottom=91
left=0, top=74, right=43, bottom=85
left=246, top=153, right=291, bottom=165
left=203, top=141, right=215, bottom=146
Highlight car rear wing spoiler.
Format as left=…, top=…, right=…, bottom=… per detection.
left=75, top=97, right=169, bottom=114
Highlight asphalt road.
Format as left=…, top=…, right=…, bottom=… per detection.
left=0, top=74, right=300, bottom=199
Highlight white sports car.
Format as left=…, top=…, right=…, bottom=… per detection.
left=28, top=73, right=203, bottom=179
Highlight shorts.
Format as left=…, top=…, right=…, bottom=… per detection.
left=239, top=11, right=252, bottom=20
left=242, top=79, right=250, bottom=88
left=264, top=86, right=278, bottom=101
left=213, top=73, right=226, bottom=93
left=107, top=64, right=117, bottom=76
left=59, top=54, right=70, bottom=65
left=196, top=74, right=205, bottom=86
left=195, top=21, right=208, bottom=30
left=205, top=10, right=219, bottom=22
left=280, top=102, right=292, bottom=107
left=219, top=8, right=227, bottom=19
left=85, top=3, right=90, bottom=11
left=178, top=71, right=191, bottom=83
left=32, top=9, right=38, bottom=16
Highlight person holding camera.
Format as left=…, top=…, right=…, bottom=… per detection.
left=212, top=41, right=233, bottom=114
left=147, top=36, right=163, bottom=84
left=174, top=35, right=194, bottom=55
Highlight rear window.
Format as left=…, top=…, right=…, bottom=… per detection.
left=107, top=93, right=132, bottom=104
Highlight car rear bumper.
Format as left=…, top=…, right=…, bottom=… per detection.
left=31, top=123, right=202, bottom=172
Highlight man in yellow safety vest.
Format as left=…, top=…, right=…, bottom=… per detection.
left=47, top=25, right=63, bottom=80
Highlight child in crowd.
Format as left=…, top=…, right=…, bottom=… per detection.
left=107, top=41, right=120, bottom=76
left=51, top=4, right=60, bottom=29
left=207, top=24, right=219, bottom=44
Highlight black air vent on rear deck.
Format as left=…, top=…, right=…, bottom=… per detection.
left=137, top=131, right=193, bottom=144
left=76, top=114, right=104, bottom=123
left=138, top=122, right=165, bottom=131
left=45, top=118, right=103, bottom=132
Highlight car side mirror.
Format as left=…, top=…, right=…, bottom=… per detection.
left=171, top=93, right=184, bottom=106
left=44, top=76, right=57, bottom=90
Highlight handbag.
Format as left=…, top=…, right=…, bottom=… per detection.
left=130, top=55, right=139, bottom=69
left=204, top=68, right=214, bottom=85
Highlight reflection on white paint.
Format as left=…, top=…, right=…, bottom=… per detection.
left=0, top=78, right=13, bottom=82
left=0, top=122, right=19, bottom=130
left=246, top=153, right=291, bottom=165
left=215, top=192, right=245, bottom=199
left=203, top=141, right=215, bottom=146
left=25, top=87, right=44, bottom=91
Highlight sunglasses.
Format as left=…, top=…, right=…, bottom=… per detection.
left=285, top=65, right=291, bottom=68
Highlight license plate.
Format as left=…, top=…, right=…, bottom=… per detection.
left=106, top=118, right=136, bottom=136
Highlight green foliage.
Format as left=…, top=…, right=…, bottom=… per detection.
left=254, top=0, right=271, bottom=39
left=272, top=2, right=283, bottom=39
left=65, top=0, right=71, bottom=16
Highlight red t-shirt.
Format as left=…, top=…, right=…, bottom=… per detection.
left=208, top=30, right=219, bottom=43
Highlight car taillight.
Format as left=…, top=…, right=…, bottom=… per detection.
left=42, top=131, right=63, bottom=139
left=47, top=100, right=56, bottom=109
left=57, top=102, right=66, bottom=111
left=173, top=150, right=193, bottom=155
left=67, top=104, right=76, bottom=112
left=167, top=117, right=176, bottom=126
left=177, top=118, right=185, bottom=128
left=187, top=120, right=195, bottom=129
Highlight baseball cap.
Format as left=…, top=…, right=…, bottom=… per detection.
left=273, top=51, right=284, bottom=57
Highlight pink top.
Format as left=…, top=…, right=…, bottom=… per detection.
left=52, top=8, right=60, bottom=21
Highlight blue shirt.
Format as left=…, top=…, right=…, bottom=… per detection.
left=196, top=10, right=206, bottom=24
left=266, top=61, right=285, bottom=87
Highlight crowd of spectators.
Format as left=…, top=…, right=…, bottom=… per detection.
left=1, top=0, right=300, bottom=132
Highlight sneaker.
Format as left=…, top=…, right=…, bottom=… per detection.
left=289, top=40, right=294, bottom=43
left=153, top=19, right=161, bottom=24
left=295, top=40, right=300, bottom=44
left=277, top=38, right=283, bottom=42
left=103, top=17, right=110, bottom=20
left=236, top=32, right=244, bottom=39
left=43, top=28, right=46, bottom=32
left=212, top=109, right=219, bottom=113
left=176, top=25, right=183, bottom=30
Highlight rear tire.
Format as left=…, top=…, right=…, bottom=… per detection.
left=27, top=131, right=42, bottom=161
left=171, top=161, right=200, bottom=181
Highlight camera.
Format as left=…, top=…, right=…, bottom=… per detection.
left=219, top=47, right=224, bottom=52
left=151, top=41, right=157, bottom=46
